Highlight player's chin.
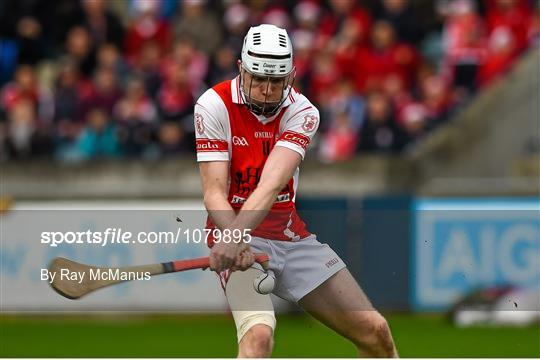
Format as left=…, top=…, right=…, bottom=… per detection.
left=252, top=99, right=280, bottom=108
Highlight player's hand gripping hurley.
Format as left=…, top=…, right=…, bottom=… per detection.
left=49, top=253, right=271, bottom=299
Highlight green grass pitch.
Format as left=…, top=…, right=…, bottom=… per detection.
left=1, top=313, right=539, bottom=357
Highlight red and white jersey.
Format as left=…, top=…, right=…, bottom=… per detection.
left=194, top=76, right=319, bottom=242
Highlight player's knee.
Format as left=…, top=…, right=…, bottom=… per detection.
left=372, top=317, right=395, bottom=356
left=239, top=324, right=273, bottom=358
left=351, top=313, right=395, bottom=357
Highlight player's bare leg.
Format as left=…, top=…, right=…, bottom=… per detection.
left=298, top=268, right=398, bottom=358
left=226, top=268, right=276, bottom=358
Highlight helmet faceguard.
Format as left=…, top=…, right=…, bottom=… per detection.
left=240, top=24, right=295, bottom=117
left=239, top=64, right=295, bottom=117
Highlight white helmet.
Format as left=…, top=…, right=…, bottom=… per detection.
left=240, top=24, right=295, bottom=116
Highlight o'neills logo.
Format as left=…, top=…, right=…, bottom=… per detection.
left=280, top=131, right=310, bottom=150
left=325, top=258, right=339, bottom=268
left=255, top=131, right=273, bottom=139
left=196, top=139, right=228, bottom=152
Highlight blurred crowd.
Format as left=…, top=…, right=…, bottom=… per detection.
left=0, top=0, right=538, bottom=163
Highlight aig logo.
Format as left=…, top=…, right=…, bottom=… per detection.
left=232, top=136, right=249, bottom=146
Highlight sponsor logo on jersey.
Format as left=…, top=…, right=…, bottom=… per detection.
left=231, top=193, right=290, bottom=205
left=255, top=131, right=273, bottom=139
left=302, top=114, right=318, bottom=132
left=232, top=136, right=249, bottom=146
left=195, top=113, right=204, bottom=135
left=196, top=139, right=228, bottom=152
left=279, top=131, right=310, bottom=150
left=231, top=195, right=246, bottom=204
left=325, top=258, right=339, bottom=268
left=275, top=193, right=290, bottom=203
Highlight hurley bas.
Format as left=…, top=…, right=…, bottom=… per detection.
left=41, top=268, right=151, bottom=284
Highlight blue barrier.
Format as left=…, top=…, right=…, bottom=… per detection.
left=359, top=195, right=413, bottom=310
left=412, top=198, right=540, bottom=311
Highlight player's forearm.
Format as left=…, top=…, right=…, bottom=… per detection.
left=226, top=184, right=280, bottom=236
left=203, top=192, right=237, bottom=231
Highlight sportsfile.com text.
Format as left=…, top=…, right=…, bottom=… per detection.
left=40, top=228, right=252, bottom=247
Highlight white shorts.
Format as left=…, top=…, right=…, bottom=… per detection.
left=245, top=234, right=346, bottom=303
left=223, top=234, right=346, bottom=342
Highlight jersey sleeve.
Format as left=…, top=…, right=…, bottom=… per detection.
left=275, top=99, right=320, bottom=160
left=194, top=90, right=229, bottom=162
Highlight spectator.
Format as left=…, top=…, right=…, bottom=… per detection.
left=80, top=0, right=124, bottom=50
left=71, top=107, right=120, bottom=160
left=125, top=0, right=178, bottom=21
left=3, top=99, right=53, bottom=159
left=478, top=26, right=519, bottom=87
left=81, top=66, right=122, bottom=118
left=441, top=0, right=486, bottom=92
left=1, top=65, right=40, bottom=113
left=292, top=0, right=320, bottom=33
left=290, top=1, right=320, bottom=90
left=485, top=0, right=532, bottom=56
left=161, top=37, right=208, bottom=95
left=0, top=0, right=54, bottom=65
left=114, top=77, right=156, bottom=124
left=419, top=74, right=453, bottom=126
left=318, top=0, right=372, bottom=49
left=222, top=3, right=250, bottom=55
left=156, top=62, right=194, bottom=122
left=290, top=29, right=315, bottom=93
left=1, top=0, right=535, bottom=162
left=261, top=7, right=291, bottom=30
left=207, top=42, right=238, bottom=86
left=53, top=61, right=91, bottom=146
left=157, top=121, right=190, bottom=156
left=397, top=101, right=430, bottom=143
left=321, top=78, right=365, bottom=132
left=318, top=111, right=359, bottom=163
left=308, top=49, right=341, bottom=105
left=172, top=0, right=223, bottom=56
left=114, top=77, right=157, bottom=156
left=332, top=17, right=367, bottom=79
left=373, top=0, right=422, bottom=44
left=357, top=91, right=407, bottom=153
left=318, top=79, right=364, bottom=163
left=244, top=0, right=271, bottom=26
left=355, top=20, right=419, bottom=92
left=132, top=41, right=163, bottom=98
left=64, top=26, right=96, bottom=76
left=96, top=43, right=131, bottom=86
left=382, top=73, right=412, bottom=112
left=124, top=0, right=172, bottom=61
